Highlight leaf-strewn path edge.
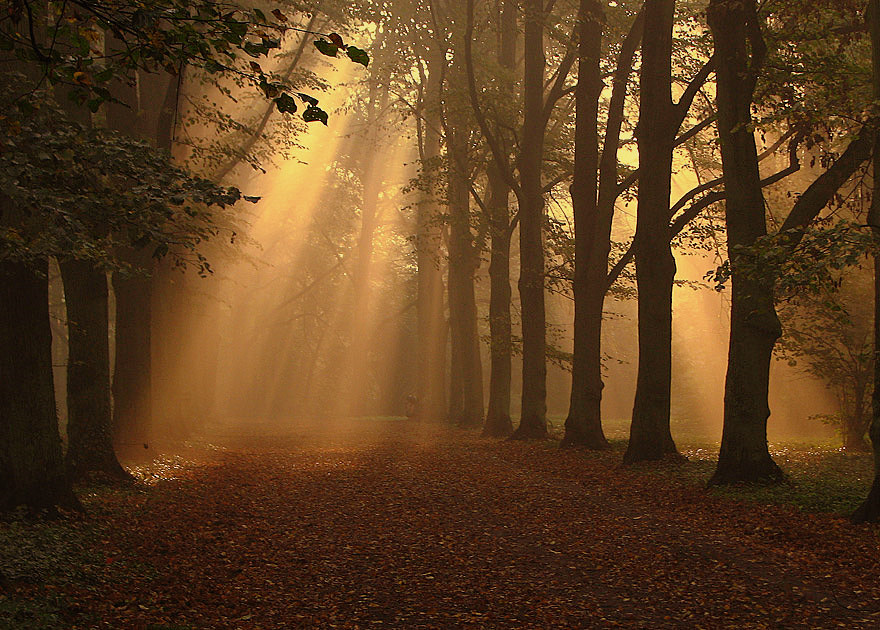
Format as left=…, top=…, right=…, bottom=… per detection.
left=3, top=418, right=880, bottom=629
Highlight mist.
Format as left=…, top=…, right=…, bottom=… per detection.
left=33, top=1, right=860, bottom=460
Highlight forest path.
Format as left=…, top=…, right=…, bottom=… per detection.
left=78, top=419, right=880, bottom=628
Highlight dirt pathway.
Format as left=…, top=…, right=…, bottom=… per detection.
left=9, top=419, right=880, bottom=628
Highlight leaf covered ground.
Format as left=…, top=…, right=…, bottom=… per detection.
left=2, top=418, right=880, bottom=629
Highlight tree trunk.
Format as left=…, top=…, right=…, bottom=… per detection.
left=852, top=0, right=880, bottom=523
left=563, top=6, right=643, bottom=446
left=1, top=50, right=79, bottom=507
left=482, top=0, right=517, bottom=438
left=706, top=0, right=783, bottom=485
left=0, top=259, right=80, bottom=512
left=483, top=163, right=514, bottom=437
left=105, top=65, right=155, bottom=448
left=562, top=0, right=610, bottom=450
left=624, top=0, right=679, bottom=463
left=854, top=251, right=880, bottom=521
left=111, top=251, right=154, bottom=448
left=512, top=0, right=548, bottom=439
left=416, top=46, right=448, bottom=423
left=843, top=417, right=870, bottom=452
left=841, top=377, right=870, bottom=451
left=446, top=110, right=484, bottom=428
left=59, top=259, right=130, bottom=480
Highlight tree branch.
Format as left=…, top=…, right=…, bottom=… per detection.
left=212, top=13, right=319, bottom=181
left=616, top=114, right=717, bottom=195
left=605, top=134, right=802, bottom=290
left=674, top=55, right=717, bottom=129
left=541, top=10, right=580, bottom=127
left=464, top=0, right=522, bottom=199
left=780, top=122, right=876, bottom=239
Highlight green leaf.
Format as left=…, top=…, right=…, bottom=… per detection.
left=204, top=59, right=225, bottom=74
left=259, top=79, right=280, bottom=98
left=94, top=67, right=115, bottom=83
left=345, top=46, right=369, bottom=68
left=243, top=41, right=270, bottom=57
left=302, top=104, right=328, bottom=125
left=314, top=39, right=338, bottom=57
left=274, top=93, right=297, bottom=114
left=228, top=21, right=248, bottom=38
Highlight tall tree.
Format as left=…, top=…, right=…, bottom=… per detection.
left=707, top=0, right=875, bottom=484
left=466, top=0, right=577, bottom=438
left=445, top=113, right=485, bottom=427
left=624, top=0, right=716, bottom=463
left=0, top=5, right=81, bottom=511
left=514, top=0, right=551, bottom=438
left=106, top=65, right=162, bottom=448
left=0, top=256, right=80, bottom=511
left=463, top=0, right=518, bottom=437
left=853, top=0, right=880, bottom=522
left=49, top=77, right=130, bottom=481
left=60, top=260, right=130, bottom=480
left=624, top=0, right=680, bottom=462
left=562, top=2, right=644, bottom=449
left=414, top=20, right=450, bottom=422
left=562, top=0, right=609, bottom=449
left=443, top=4, right=485, bottom=428
left=706, top=0, right=783, bottom=482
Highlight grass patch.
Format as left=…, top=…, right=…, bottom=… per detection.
left=707, top=447, right=873, bottom=515
left=0, top=457, right=188, bottom=629
left=0, top=512, right=100, bottom=629
left=0, top=593, right=69, bottom=630
left=0, top=514, right=100, bottom=586
left=548, top=414, right=873, bottom=516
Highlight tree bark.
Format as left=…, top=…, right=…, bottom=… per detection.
left=853, top=0, right=880, bottom=523
left=512, top=0, right=549, bottom=439
left=446, top=99, right=484, bottom=428
left=482, top=0, right=517, bottom=438
left=624, top=0, right=679, bottom=463
left=59, top=260, right=130, bottom=480
left=483, top=163, right=514, bottom=437
left=416, top=44, right=449, bottom=423
left=105, top=64, right=156, bottom=448
left=707, top=0, right=783, bottom=485
left=843, top=418, right=870, bottom=452
left=854, top=248, right=880, bottom=521
left=0, top=258, right=80, bottom=511
left=51, top=50, right=128, bottom=479
left=562, top=0, right=610, bottom=450
left=111, top=251, right=154, bottom=448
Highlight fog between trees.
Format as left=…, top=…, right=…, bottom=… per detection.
left=2, top=0, right=880, bottom=519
